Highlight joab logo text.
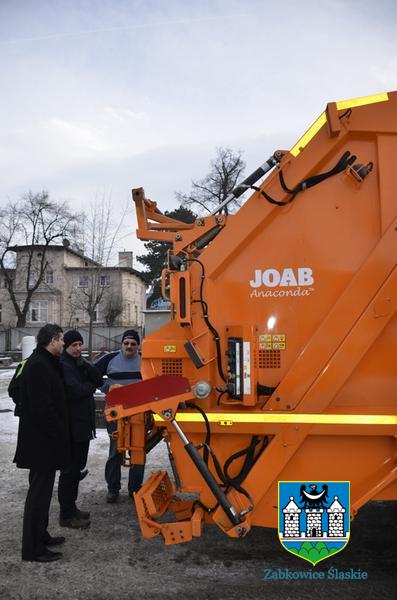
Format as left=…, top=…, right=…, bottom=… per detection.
left=278, top=481, right=350, bottom=566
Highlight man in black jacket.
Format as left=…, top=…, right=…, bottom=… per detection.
left=14, top=323, right=70, bottom=563
left=58, top=330, right=103, bottom=528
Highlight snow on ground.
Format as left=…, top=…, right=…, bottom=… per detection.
left=0, top=370, right=396, bottom=599
left=0, top=369, right=16, bottom=378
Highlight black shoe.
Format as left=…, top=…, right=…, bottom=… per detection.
left=59, top=516, right=90, bottom=529
left=106, top=492, right=119, bottom=504
left=45, top=536, right=66, bottom=547
left=79, top=469, right=89, bottom=481
left=75, top=508, right=90, bottom=520
left=24, top=549, right=63, bottom=563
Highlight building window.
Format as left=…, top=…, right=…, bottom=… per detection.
left=79, top=275, right=89, bottom=288
left=45, top=271, right=54, bottom=285
left=28, top=271, right=38, bottom=289
left=86, top=304, right=101, bottom=323
left=27, top=300, right=48, bottom=323
left=94, top=305, right=100, bottom=322
left=100, top=275, right=110, bottom=287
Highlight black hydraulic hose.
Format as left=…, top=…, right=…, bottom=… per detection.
left=232, top=156, right=279, bottom=200
left=186, top=258, right=226, bottom=383
left=183, top=441, right=242, bottom=526
left=210, top=154, right=279, bottom=215
left=251, top=150, right=357, bottom=207
left=183, top=403, right=265, bottom=506
left=278, top=150, right=356, bottom=194
left=205, top=443, right=254, bottom=506
left=172, top=416, right=242, bottom=527
left=223, top=435, right=268, bottom=487
left=185, top=402, right=211, bottom=465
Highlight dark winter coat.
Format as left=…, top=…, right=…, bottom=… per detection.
left=13, top=347, right=71, bottom=470
left=60, top=352, right=103, bottom=442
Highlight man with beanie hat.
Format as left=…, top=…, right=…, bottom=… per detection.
left=95, top=329, right=143, bottom=503
left=58, top=330, right=103, bottom=527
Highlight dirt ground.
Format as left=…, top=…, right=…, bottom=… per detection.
left=0, top=370, right=396, bottom=600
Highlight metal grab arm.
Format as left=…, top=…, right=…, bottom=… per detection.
left=171, top=419, right=242, bottom=527
left=208, top=154, right=279, bottom=216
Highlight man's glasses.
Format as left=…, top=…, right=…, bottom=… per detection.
left=123, top=341, right=137, bottom=347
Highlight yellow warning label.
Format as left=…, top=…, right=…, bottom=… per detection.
left=259, top=334, right=272, bottom=342
left=259, top=333, right=286, bottom=350
left=272, top=334, right=285, bottom=342
left=164, top=345, right=177, bottom=353
left=260, top=342, right=273, bottom=350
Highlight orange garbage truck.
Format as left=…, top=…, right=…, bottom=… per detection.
left=105, top=91, right=397, bottom=545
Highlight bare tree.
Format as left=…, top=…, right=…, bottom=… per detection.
left=0, top=191, right=78, bottom=327
left=136, top=205, right=196, bottom=307
left=67, top=196, right=127, bottom=357
left=176, top=147, right=246, bottom=215
left=103, top=293, right=124, bottom=327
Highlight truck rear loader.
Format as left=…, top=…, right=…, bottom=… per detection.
left=105, top=91, right=397, bottom=545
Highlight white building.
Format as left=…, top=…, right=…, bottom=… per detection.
left=0, top=245, right=147, bottom=349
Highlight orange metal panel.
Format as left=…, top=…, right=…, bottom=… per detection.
left=127, top=91, right=397, bottom=543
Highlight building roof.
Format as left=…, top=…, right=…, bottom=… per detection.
left=8, top=244, right=146, bottom=282
left=283, top=496, right=301, bottom=513
left=64, top=265, right=146, bottom=282
left=8, top=243, right=100, bottom=266
left=327, top=496, right=345, bottom=512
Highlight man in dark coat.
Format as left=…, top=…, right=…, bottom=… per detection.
left=58, top=330, right=103, bottom=528
left=14, top=323, right=70, bottom=563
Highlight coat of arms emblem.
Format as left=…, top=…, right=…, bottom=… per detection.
left=278, top=481, right=350, bottom=565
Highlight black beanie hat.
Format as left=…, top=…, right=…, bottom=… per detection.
left=63, top=329, right=84, bottom=349
left=121, top=329, right=140, bottom=344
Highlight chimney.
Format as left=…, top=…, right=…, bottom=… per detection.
left=118, top=251, right=133, bottom=268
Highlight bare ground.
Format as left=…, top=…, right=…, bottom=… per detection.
left=0, top=371, right=396, bottom=600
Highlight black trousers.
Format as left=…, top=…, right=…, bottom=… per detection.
left=22, top=469, right=56, bottom=560
left=105, top=421, right=145, bottom=494
left=58, top=440, right=89, bottom=519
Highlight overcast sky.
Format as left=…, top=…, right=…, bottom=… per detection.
left=1, top=0, right=396, bottom=264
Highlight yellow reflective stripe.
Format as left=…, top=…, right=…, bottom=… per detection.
left=290, top=112, right=326, bottom=157
left=154, top=413, right=397, bottom=425
left=290, top=92, right=389, bottom=157
left=336, top=92, right=389, bottom=111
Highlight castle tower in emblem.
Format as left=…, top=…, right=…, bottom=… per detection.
left=282, top=496, right=301, bottom=538
left=280, top=484, right=348, bottom=543
left=327, top=496, right=345, bottom=537
left=306, top=508, right=323, bottom=537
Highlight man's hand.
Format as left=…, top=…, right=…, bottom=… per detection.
left=75, top=356, right=90, bottom=368
left=75, top=356, right=104, bottom=388
left=108, top=384, right=123, bottom=392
